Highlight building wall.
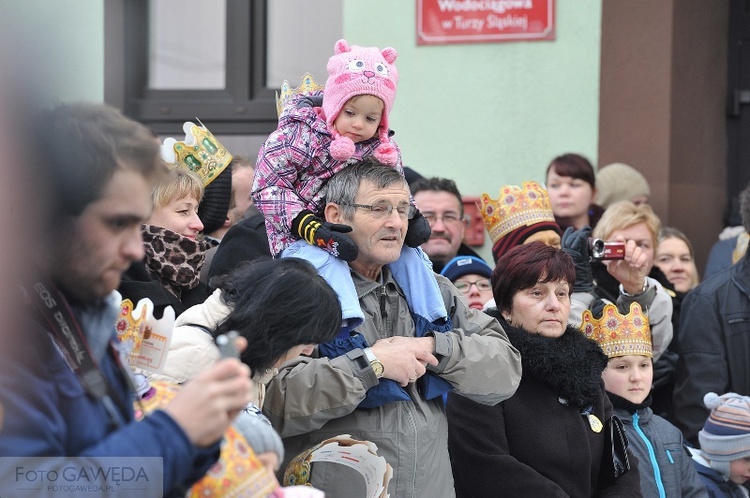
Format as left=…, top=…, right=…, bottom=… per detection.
left=346, top=0, right=603, bottom=260
left=599, top=0, right=728, bottom=271
left=3, top=0, right=729, bottom=268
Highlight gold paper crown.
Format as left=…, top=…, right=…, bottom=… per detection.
left=275, top=72, right=323, bottom=117
left=161, top=121, right=232, bottom=187
left=116, top=298, right=150, bottom=366
left=480, top=181, right=556, bottom=244
left=116, top=297, right=175, bottom=372
left=133, top=380, right=279, bottom=497
left=580, top=302, right=653, bottom=358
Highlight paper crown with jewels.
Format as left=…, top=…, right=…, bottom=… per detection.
left=580, top=302, right=653, bottom=358
left=275, top=72, right=324, bottom=117
left=480, top=181, right=557, bottom=245
left=160, top=121, right=233, bottom=186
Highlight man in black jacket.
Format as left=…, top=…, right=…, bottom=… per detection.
left=673, top=181, right=750, bottom=447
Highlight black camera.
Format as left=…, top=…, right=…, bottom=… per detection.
left=588, top=238, right=625, bottom=261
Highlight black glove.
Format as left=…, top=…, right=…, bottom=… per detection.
left=296, top=93, right=323, bottom=109
left=561, top=225, right=594, bottom=292
left=404, top=209, right=431, bottom=247
left=292, top=210, right=358, bottom=261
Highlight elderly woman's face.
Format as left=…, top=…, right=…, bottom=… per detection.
left=504, top=278, right=571, bottom=337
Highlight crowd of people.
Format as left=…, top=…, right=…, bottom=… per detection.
left=2, top=37, right=750, bottom=498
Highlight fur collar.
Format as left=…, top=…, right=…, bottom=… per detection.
left=489, top=309, right=608, bottom=409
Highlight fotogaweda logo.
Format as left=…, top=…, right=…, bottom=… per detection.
left=0, top=457, right=163, bottom=497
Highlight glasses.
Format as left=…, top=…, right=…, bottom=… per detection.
left=454, top=279, right=492, bottom=293
left=344, top=202, right=416, bottom=220
left=423, top=212, right=465, bottom=226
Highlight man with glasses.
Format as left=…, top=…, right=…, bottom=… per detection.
left=264, top=159, right=521, bottom=497
left=411, top=176, right=486, bottom=273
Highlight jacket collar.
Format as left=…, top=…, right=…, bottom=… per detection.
left=488, top=309, right=608, bottom=409
left=732, top=249, right=750, bottom=298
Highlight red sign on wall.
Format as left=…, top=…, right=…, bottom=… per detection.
left=417, top=0, right=555, bottom=45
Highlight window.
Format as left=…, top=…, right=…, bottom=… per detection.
left=115, top=0, right=342, bottom=135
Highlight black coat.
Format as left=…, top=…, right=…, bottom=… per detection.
left=118, top=261, right=208, bottom=318
left=673, top=250, right=750, bottom=446
left=447, top=314, right=643, bottom=497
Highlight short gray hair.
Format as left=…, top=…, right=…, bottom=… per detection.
left=325, top=159, right=407, bottom=220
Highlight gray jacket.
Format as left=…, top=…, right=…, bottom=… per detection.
left=614, top=404, right=708, bottom=498
left=264, top=269, right=522, bottom=498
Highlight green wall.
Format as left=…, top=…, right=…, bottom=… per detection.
left=2, top=0, right=602, bottom=261
left=345, top=1, right=602, bottom=259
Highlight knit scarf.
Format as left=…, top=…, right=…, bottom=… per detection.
left=141, top=224, right=208, bottom=299
left=488, top=310, right=608, bottom=409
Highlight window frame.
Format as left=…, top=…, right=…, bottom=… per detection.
left=121, top=0, right=277, bottom=135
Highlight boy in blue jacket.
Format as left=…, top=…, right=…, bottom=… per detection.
left=582, top=302, right=707, bottom=497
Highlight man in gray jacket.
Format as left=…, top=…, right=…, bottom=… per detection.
left=264, top=159, right=522, bottom=497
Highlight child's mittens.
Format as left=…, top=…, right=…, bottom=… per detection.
left=292, top=210, right=359, bottom=261
left=404, top=209, right=432, bottom=248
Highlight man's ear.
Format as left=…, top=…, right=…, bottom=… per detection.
left=324, top=202, right=345, bottom=224
left=222, top=216, right=232, bottom=227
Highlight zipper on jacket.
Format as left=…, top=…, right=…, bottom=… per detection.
left=666, top=448, right=674, bottom=464
left=402, top=401, right=418, bottom=497
left=379, top=285, right=389, bottom=337
left=633, top=411, right=667, bottom=498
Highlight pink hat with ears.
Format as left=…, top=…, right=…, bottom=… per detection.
left=322, top=39, right=399, bottom=165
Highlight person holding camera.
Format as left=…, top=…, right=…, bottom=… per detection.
left=562, top=201, right=673, bottom=360
left=562, top=201, right=678, bottom=424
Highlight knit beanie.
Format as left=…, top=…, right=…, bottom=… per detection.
left=322, top=39, right=399, bottom=165
left=197, top=166, right=232, bottom=234
left=440, top=255, right=493, bottom=282
left=595, top=163, right=651, bottom=209
left=698, top=392, right=750, bottom=477
left=491, top=222, right=561, bottom=263
left=233, top=403, right=284, bottom=462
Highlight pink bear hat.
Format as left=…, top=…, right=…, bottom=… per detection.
left=322, top=39, right=399, bottom=165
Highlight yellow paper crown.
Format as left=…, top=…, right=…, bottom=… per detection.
left=580, top=302, right=653, bottom=358
left=160, top=121, right=232, bottom=186
left=116, top=297, right=175, bottom=372
left=133, top=380, right=279, bottom=498
left=276, top=72, right=323, bottom=117
left=480, top=181, right=556, bottom=245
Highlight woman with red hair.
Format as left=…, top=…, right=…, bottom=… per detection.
left=447, top=242, right=642, bottom=497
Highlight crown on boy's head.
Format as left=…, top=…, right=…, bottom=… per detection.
left=480, top=181, right=557, bottom=243
left=160, top=121, right=232, bottom=187
left=275, top=72, right=324, bottom=118
left=580, top=302, right=652, bottom=358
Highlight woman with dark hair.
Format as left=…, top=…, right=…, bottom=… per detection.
left=546, top=153, right=604, bottom=232
left=153, top=257, right=342, bottom=385
left=447, top=242, right=642, bottom=497
left=147, top=257, right=341, bottom=478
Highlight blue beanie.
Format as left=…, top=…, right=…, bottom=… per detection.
left=440, top=256, right=492, bottom=282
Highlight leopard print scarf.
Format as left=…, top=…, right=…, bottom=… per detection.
left=141, top=224, right=208, bottom=298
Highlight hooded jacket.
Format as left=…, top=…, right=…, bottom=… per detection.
left=0, top=290, right=218, bottom=497
left=447, top=314, right=643, bottom=497
left=673, top=250, right=750, bottom=447
left=150, top=288, right=270, bottom=407
left=252, top=93, right=403, bottom=256
left=263, top=269, right=521, bottom=498
left=609, top=394, right=707, bottom=497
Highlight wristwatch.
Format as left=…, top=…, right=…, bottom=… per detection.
left=363, top=347, right=385, bottom=378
